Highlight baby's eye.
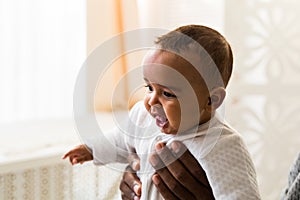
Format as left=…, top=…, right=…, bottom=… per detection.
left=163, top=91, right=176, bottom=98
left=145, top=85, right=153, bottom=92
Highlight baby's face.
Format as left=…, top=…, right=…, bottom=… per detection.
left=143, top=50, right=211, bottom=135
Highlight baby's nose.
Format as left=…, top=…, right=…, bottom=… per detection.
left=148, top=93, right=159, bottom=106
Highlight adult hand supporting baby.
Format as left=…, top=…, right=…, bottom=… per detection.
left=149, top=141, right=214, bottom=200
left=119, top=141, right=214, bottom=200
left=120, top=165, right=142, bottom=200
left=119, top=150, right=142, bottom=200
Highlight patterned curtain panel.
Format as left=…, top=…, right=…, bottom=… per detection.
left=225, top=0, right=300, bottom=199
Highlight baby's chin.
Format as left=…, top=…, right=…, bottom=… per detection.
left=162, top=124, right=199, bottom=135
left=160, top=125, right=178, bottom=135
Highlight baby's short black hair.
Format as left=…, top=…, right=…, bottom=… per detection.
left=155, top=25, right=233, bottom=88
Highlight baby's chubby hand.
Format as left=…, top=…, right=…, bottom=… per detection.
left=62, top=144, right=93, bottom=165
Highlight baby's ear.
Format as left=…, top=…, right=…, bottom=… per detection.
left=206, top=87, right=226, bottom=112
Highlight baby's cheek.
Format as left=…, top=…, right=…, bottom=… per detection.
left=143, top=97, right=151, bottom=112
left=167, top=107, right=181, bottom=124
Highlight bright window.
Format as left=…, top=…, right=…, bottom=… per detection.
left=0, top=0, right=86, bottom=123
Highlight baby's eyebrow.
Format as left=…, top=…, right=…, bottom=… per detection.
left=164, top=86, right=181, bottom=93
left=143, top=78, right=181, bottom=93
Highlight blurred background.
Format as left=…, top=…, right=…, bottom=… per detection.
left=1, top=0, right=300, bottom=199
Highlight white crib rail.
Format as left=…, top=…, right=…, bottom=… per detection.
left=0, top=153, right=123, bottom=200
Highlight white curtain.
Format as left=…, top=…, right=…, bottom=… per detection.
left=0, top=0, right=86, bottom=123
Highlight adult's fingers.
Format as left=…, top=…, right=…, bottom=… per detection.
left=170, top=141, right=211, bottom=188
left=161, top=143, right=206, bottom=190
left=149, top=146, right=196, bottom=200
left=127, top=147, right=140, bottom=171
left=120, top=165, right=142, bottom=199
left=127, top=153, right=141, bottom=171
left=152, top=173, right=180, bottom=200
left=170, top=141, right=214, bottom=199
left=150, top=141, right=214, bottom=199
left=120, top=180, right=135, bottom=200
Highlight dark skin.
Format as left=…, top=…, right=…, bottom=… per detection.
left=119, top=141, right=215, bottom=200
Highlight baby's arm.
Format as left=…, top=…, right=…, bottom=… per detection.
left=62, top=144, right=93, bottom=165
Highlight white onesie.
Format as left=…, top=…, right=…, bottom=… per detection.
left=87, top=101, right=261, bottom=200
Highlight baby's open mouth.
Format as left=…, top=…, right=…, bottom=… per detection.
left=150, top=105, right=168, bottom=128
left=155, top=115, right=168, bottom=128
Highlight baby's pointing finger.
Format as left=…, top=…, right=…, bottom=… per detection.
left=62, top=148, right=79, bottom=159
left=62, top=151, right=72, bottom=159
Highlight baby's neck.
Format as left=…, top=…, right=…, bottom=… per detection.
left=199, top=111, right=215, bottom=126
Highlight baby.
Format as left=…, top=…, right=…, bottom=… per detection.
left=63, top=25, right=261, bottom=199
